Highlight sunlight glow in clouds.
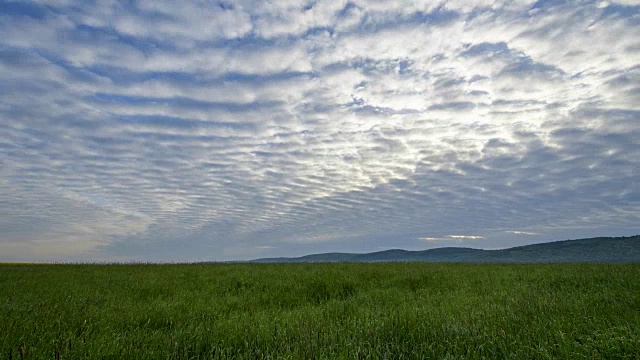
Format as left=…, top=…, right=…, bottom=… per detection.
left=420, top=235, right=485, bottom=241
left=1, top=0, right=639, bottom=261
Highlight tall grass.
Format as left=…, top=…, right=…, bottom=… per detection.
left=1, top=263, right=639, bottom=359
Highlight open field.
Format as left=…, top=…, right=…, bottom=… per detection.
left=1, top=263, right=639, bottom=359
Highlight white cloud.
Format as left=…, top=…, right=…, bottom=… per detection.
left=507, top=231, right=539, bottom=235
left=1, top=0, right=638, bottom=261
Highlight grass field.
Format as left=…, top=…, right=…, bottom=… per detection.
left=1, top=263, right=639, bottom=359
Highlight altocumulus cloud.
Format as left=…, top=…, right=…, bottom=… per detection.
left=0, top=0, right=638, bottom=262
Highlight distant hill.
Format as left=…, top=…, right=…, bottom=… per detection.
left=251, top=235, right=640, bottom=263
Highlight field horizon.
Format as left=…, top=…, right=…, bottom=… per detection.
left=3, top=235, right=639, bottom=266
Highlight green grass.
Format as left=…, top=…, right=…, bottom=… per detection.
left=1, top=263, right=639, bottom=359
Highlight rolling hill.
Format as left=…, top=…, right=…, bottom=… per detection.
left=251, top=235, right=640, bottom=263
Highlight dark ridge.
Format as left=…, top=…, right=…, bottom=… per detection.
left=250, top=235, right=640, bottom=263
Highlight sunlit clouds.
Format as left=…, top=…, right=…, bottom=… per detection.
left=1, top=0, right=639, bottom=261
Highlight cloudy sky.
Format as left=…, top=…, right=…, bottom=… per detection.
left=1, top=0, right=639, bottom=262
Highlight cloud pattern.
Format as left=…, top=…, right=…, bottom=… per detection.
left=1, top=0, right=639, bottom=261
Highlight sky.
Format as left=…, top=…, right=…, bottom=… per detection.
left=1, top=0, right=639, bottom=262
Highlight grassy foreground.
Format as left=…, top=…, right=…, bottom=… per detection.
left=1, top=263, right=639, bottom=359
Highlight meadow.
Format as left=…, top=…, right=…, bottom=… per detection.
left=1, top=263, right=639, bottom=359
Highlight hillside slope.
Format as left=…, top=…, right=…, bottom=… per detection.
left=251, top=235, right=640, bottom=263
